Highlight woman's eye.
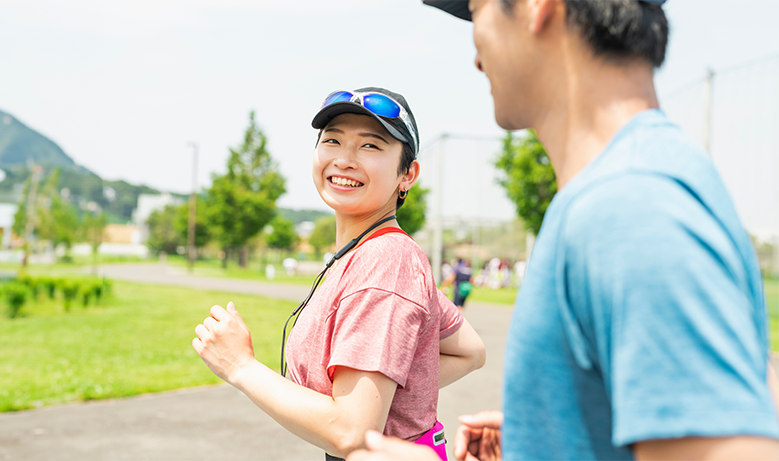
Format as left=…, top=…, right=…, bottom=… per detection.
left=321, top=138, right=339, bottom=145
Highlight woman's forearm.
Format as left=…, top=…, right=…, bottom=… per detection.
left=229, top=361, right=397, bottom=458
left=438, top=318, right=486, bottom=388
left=440, top=353, right=481, bottom=388
left=230, top=360, right=352, bottom=454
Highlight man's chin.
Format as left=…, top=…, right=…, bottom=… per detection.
left=494, top=110, right=526, bottom=131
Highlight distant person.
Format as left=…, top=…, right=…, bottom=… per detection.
left=192, top=86, right=485, bottom=460
left=443, top=258, right=474, bottom=310
left=282, top=257, right=298, bottom=276
left=349, top=0, right=779, bottom=460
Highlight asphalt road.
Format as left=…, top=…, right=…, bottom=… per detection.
left=0, top=264, right=512, bottom=461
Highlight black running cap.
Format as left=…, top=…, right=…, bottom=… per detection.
left=311, top=87, right=419, bottom=156
left=423, top=0, right=667, bottom=22
left=423, top=0, right=472, bottom=21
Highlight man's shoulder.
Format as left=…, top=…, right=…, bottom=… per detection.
left=565, top=172, right=704, bottom=233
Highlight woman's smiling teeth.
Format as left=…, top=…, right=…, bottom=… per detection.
left=329, top=176, right=363, bottom=188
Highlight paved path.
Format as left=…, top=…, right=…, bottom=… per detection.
left=0, top=264, right=512, bottom=461
left=98, top=263, right=314, bottom=302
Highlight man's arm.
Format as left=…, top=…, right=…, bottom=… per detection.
left=633, top=436, right=779, bottom=460
left=634, top=361, right=779, bottom=460
left=439, top=318, right=486, bottom=388
left=768, top=360, right=779, bottom=418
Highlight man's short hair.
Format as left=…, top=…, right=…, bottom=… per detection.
left=500, top=0, right=669, bottom=68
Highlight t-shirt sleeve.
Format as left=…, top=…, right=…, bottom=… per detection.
left=327, top=288, right=428, bottom=388
left=437, top=288, right=464, bottom=340
left=563, top=175, right=779, bottom=446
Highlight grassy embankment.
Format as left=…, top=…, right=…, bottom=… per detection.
left=0, top=279, right=294, bottom=412
left=1, top=260, right=776, bottom=413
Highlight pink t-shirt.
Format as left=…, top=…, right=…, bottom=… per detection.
left=285, top=228, right=464, bottom=441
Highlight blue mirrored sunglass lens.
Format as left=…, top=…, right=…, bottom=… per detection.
left=363, top=94, right=400, bottom=118
left=324, top=91, right=353, bottom=107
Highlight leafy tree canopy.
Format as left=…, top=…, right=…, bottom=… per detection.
left=396, top=185, right=429, bottom=236
left=206, top=111, right=286, bottom=265
left=146, top=204, right=184, bottom=255
left=308, top=215, right=336, bottom=254
left=494, top=130, right=557, bottom=236
left=175, top=196, right=212, bottom=249
left=265, top=215, right=299, bottom=251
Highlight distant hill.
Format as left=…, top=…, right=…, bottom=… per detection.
left=0, top=109, right=323, bottom=225
left=0, top=110, right=90, bottom=173
left=0, top=109, right=169, bottom=222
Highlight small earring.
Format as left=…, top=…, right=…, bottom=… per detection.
left=399, top=188, right=408, bottom=200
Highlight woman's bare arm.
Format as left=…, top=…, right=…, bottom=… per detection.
left=439, top=318, right=486, bottom=388
left=193, top=303, right=398, bottom=458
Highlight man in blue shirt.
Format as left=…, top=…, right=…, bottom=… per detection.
left=349, top=0, right=779, bottom=460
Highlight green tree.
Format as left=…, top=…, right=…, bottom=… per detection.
left=308, top=215, right=336, bottom=255
left=175, top=196, right=212, bottom=251
left=146, top=204, right=184, bottom=255
left=206, top=112, right=286, bottom=267
left=495, top=130, right=557, bottom=235
left=37, top=170, right=80, bottom=255
left=396, top=185, right=429, bottom=236
left=265, top=215, right=299, bottom=251
left=13, top=169, right=81, bottom=261
left=82, top=212, right=106, bottom=273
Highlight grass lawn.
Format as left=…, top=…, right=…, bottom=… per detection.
left=0, top=280, right=295, bottom=412
left=766, top=278, right=779, bottom=351
left=463, top=286, right=517, bottom=306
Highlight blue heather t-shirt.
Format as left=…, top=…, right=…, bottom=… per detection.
left=503, top=110, right=779, bottom=460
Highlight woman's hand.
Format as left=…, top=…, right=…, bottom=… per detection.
left=192, top=301, right=255, bottom=384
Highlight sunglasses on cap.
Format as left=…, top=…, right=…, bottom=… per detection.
left=321, top=90, right=418, bottom=150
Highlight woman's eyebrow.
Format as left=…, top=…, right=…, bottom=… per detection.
left=358, top=132, right=389, bottom=144
left=324, top=127, right=389, bottom=144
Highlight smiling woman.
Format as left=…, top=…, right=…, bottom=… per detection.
left=191, top=86, right=486, bottom=460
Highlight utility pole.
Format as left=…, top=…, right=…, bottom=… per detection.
left=22, top=165, right=42, bottom=268
left=432, top=134, right=446, bottom=284
left=187, top=142, right=198, bottom=273
left=703, top=68, right=714, bottom=156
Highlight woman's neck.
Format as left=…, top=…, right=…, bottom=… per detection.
left=334, top=208, right=398, bottom=250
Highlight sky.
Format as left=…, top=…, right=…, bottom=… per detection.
left=0, top=0, right=778, bottom=229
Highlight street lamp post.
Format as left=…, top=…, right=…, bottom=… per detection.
left=187, top=142, right=198, bottom=273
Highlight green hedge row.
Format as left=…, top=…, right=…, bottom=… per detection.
left=4, top=276, right=113, bottom=319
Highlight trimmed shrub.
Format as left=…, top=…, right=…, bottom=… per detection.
left=60, top=280, right=79, bottom=312
left=40, top=277, right=58, bottom=299
left=5, top=283, right=28, bottom=319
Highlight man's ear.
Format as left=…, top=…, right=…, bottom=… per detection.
left=527, top=0, right=559, bottom=35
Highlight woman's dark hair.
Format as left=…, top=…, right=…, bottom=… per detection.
left=500, top=0, right=668, bottom=68
left=396, top=142, right=415, bottom=210
left=315, top=130, right=416, bottom=210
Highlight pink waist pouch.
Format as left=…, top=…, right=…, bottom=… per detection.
left=414, top=421, right=447, bottom=460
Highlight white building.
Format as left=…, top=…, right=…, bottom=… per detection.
left=132, top=193, right=183, bottom=225
left=0, top=203, right=17, bottom=248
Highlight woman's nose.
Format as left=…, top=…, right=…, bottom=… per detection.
left=332, top=145, right=358, bottom=169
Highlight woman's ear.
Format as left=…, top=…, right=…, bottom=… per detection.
left=400, top=160, right=421, bottom=192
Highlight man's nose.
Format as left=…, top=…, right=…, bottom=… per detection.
left=474, top=54, right=484, bottom=73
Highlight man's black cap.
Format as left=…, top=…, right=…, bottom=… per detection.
left=311, top=87, right=420, bottom=156
left=423, top=0, right=667, bottom=22
left=423, top=0, right=471, bottom=21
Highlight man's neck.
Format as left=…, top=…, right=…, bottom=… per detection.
left=534, top=57, right=659, bottom=189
